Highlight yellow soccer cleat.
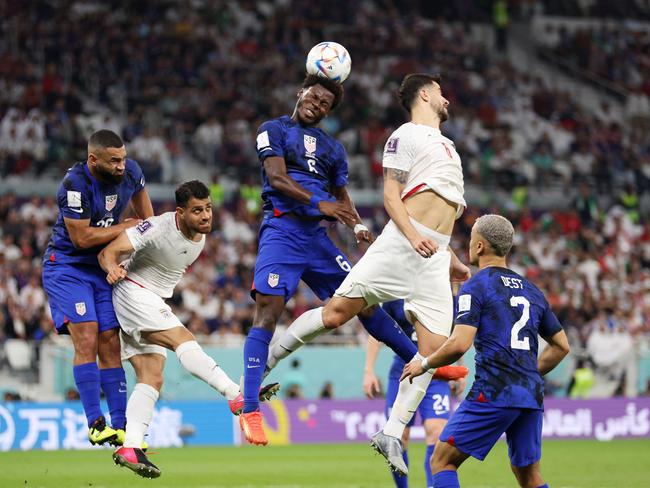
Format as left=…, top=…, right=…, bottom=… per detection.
left=88, top=416, right=119, bottom=446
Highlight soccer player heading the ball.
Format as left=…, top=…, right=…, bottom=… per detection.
left=240, top=73, right=437, bottom=446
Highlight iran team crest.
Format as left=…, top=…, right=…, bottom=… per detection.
left=105, top=194, right=117, bottom=211
left=75, top=302, right=86, bottom=316
left=304, top=135, right=317, bottom=155
left=268, top=273, right=280, bottom=288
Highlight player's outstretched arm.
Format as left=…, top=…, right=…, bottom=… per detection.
left=538, top=329, right=570, bottom=375
left=363, top=336, right=382, bottom=398
left=98, top=232, right=136, bottom=285
left=383, top=167, right=437, bottom=258
left=264, top=156, right=356, bottom=224
left=130, top=188, right=154, bottom=219
left=64, top=217, right=140, bottom=250
left=400, top=325, right=476, bottom=382
left=332, top=186, right=373, bottom=243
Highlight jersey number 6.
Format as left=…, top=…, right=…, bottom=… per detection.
left=335, top=255, right=351, bottom=272
left=509, top=296, right=531, bottom=351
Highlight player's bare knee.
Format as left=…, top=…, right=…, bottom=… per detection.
left=253, top=295, right=283, bottom=330
left=321, top=306, right=345, bottom=329
left=512, top=464, right=543, bottom=488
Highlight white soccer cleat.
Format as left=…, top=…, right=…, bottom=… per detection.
left=370, top=431, right=408, bottom=476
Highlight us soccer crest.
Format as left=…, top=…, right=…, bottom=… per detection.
left=303, top=135, right=317, bottom=155
left=268, top=273, right=280, bottom=288
left=75, top=302, right=86, bottom=316
left=105, top=194, right=117, bottom=211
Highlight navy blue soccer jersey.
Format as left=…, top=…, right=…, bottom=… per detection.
left=44, top=160, right=145, bottom=266
left=255, top=115, right=348, bottom=218
left=455, top=266, right=563, bottom=410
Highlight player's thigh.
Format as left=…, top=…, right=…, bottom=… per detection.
left=300, top=232, right=350, bottom=300
left=405, top=251, right=454, bottom=344
left=121, top=330, right=168, bottom=365
left=505, top=409, right=543, bottom=468
left=114, top=281, right=184, bottom=346
left=252, top=222, right=309, bottom=302
left=128, top=352, right=166, bottom=390
left=42, top=262, right=99, bottom=331
left=438, top=400, right=519, bottom=462
left=333, top=228, right=414, bottom=306
left=143, top=326, right=195, bottom=351
left=90, top=266, right=120, bottom=333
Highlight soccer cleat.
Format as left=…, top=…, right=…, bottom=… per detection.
left=228, top=382, right=281, bottom=415
left=111, top=429, right=148, bottom=450
left=88, top=416, right=119, bottom=446
left=113, top=447, right=161, bottom=479
left=239, top=411, right=268, bottom=446
left=433, top=365, right=469, bottom=381
left=370, top=431, right=409, bottom=476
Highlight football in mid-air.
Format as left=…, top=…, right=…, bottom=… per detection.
left=305, top=41, right=351, bottom=83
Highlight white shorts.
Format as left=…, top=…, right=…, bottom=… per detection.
left=113, top=279, right=183, bottom=360
left=335, top=218, right=453, bottom=336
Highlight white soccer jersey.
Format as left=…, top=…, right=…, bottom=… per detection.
left=383, top=122, right=466, bottom=217
left=123, top=212, right=205, bottom=297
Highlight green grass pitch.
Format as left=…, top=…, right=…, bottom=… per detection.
left=2, top=440, right=648, bottom=488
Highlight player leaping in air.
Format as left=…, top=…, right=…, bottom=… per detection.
left=98, top=181, right=279, bottom=478
left=240, top=74, right=464, bottom=446
left=42, top=130, right=154, bottom=446
left=262, top=74, right=471, bottom=474
left=401, top=214, right=570, bottom=488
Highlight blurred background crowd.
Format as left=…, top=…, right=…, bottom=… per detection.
left=1, top=0, right=649, bottom=399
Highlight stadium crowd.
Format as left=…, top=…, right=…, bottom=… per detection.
left=1, top=0, right=649, bottom=196
left=1, top=188, right=649, bottom=392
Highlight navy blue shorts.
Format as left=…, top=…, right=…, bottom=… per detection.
left=42, top=261, right=119, bottom=334
left=386, top=372, right=451, bottom=427
left=251, top=217, right=350, bottom=302
left=439, top=400, right=543, bottom=467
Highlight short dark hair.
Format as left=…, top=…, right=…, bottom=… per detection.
left=88, top=129, right=124, bottom=149
left=175, top=180, right=210, bottom=208
left=302, top=74, right=344, bottom=110
left=397, top=73, right=442, bottom=112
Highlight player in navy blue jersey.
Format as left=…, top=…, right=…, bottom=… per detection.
left=364, top=300, right=462, bottom=488
left=42, top=130, right=154, bottom=446
left=240, top=75, right=423, bottom=445
left=401, top=214, right=570, bottom=488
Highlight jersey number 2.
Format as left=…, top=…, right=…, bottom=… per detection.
left=509, top=296, right=530, bottom=350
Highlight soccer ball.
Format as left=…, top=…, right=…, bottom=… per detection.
left=305, top=41, right=352, bottom=83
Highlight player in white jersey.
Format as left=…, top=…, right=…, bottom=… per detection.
left=262, top=74, right=471, bottom=475
left=98, top=181, right=278, bottom=478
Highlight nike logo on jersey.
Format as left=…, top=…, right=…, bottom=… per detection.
left=68, top=207, right=84, bottom=213
left=456, top=312, right=469, bottom=319
left=179, top=250, right=188, bottom=254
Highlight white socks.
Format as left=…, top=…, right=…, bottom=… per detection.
left=124, top=383, right=159, bottom=448
left=176, top=340, right=240, bottom=400
left=383, top=353, right=433, bottom=438
left=266, top=307, right=326, bottom=371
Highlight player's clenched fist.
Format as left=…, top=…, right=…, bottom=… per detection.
left=106, top=264, right=127, bottom=285
left=409, top=234, right=438, bottom=258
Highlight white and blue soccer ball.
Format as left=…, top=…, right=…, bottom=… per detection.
left=305, top=41, right=351, bottom=84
